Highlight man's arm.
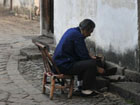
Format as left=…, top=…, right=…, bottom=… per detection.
left=90, top=54, right=105, bottom=74
left=74, top=37, right=91, bottom=60
left=74, top=37, right=105, bottom=74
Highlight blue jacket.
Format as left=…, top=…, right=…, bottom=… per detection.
left=53, top=27, right=91, bottom=72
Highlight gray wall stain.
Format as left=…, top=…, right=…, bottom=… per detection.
left=96, top=0, right=138, bottom=54
left=86, top=39, right=138, bottom=71
left=53, top=0, right=138, bottom=71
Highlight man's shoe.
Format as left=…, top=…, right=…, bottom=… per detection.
left=81, top=90, right=93, bottom=95
left=104, top=67, right=117, bottom=76
left=81, top=90, right=98, bottom=97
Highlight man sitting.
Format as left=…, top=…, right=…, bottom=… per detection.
left=53, top=19, right=104, bottom=96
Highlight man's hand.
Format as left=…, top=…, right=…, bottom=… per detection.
left=97, top=67, right=104, bottom=74
left=90, top=55, right=97, bottom=59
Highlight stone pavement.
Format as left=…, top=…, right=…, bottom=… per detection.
left=0, top=35, right=133, bottom=105
left=0, top=37, right=57, bottom=105
left=0, top=7, right=56, bottom=104
left=0, top=7, right=55, bottom=104
left=18, top=50, right=134, bottom=105
left=0, top=7, right=135, bottom=105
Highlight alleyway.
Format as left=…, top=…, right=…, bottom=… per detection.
left=0, top=7, right=134, bottom=105
left=0, top=7, right=50, bottom=105
left=0, top=7, right=40, bottom=43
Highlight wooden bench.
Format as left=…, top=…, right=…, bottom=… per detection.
left=34, top=42, right=74, bottom=100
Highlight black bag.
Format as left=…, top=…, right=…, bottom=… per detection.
left=95, top=56, right=105, bottom=68
left=95, top=56, right=117, bottom=76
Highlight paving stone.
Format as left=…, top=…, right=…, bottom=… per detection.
left=18, top=57, right=132, bottom=105
left=20, top=47, right=41, bottom=60
left=0, top=13, right=135, bottom=105
left=0, top=102, right=6, bottom=105
left=110, top=82, right=140, bottom=105
left=0, top=90, right=9, bottom=101
left=0, top=71, right=7, bottom=75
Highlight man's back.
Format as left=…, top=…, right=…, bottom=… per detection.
left=53, top=19, right=99, bottom=94
left=53, top=27, right=90, bottom=72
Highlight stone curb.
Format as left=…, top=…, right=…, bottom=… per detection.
left=19, top=44, right=140, bottom=105
left=106, top=61, right=140, bottom=83
left=110, top=82, right=140, bottom=105
left=20, top=46, right=41, bottom=60
left=7, top=49, right=56, bottom=105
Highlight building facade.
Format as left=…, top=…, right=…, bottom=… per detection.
left=0, top=0, right=40, bottom=18
left=1, top=0, right=139, bottom=71
left=48, top=0, right=138, bottom=71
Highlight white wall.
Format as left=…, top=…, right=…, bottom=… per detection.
left=0, top=0, right=10, bottom=6
left=54, top=0, right=138, bottom=54
left=54, top=0, right=97, bottom=43
left=13, top=0, right=34, bottom=8
left=0, top=0, right=3, bottom=4
left=13, top=0, right=20, bottom=7
left=96, top=0, right=138, bottom=53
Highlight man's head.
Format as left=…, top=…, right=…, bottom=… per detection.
left=79, top=19, right=95, bottom=37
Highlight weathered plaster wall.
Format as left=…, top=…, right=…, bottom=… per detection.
left=0, top=0, right=39, bottom=17
left=0, top=0, right=33, bottom=8
left=12, top=0, right=34, bottom=16
left=54, top=0, right=138, bottom=70
left=0, top=0, right=4, bottom=4
left=13, top=0, right=39, bottom=8
left=95, top=0, right=138, bottom=70
left=96, top=0, right=138, bottom=53
left=0, top=0, right=10, bottom=7
left=138, top=0, right=140, bottom=72
left=54, top=0, right=97, bottom=43
left=13, top=0, right=37, bottom=8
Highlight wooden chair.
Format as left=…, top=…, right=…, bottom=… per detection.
left=34, top=42, right=74, bottom=100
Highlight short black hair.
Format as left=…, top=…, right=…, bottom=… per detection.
left=79, top=19, right=95, bottom=31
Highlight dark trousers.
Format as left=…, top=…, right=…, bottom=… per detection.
left=67, top=59, right=97, bottom=90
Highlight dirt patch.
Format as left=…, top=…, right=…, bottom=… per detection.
left=0, top=6, right=40, bottom=40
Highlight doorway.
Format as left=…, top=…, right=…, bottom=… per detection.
left=43, top=0, right=54, bottom=33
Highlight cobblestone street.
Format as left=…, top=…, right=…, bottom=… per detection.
left=0, top=31, right=42, bottom=104
left=0, top=7, right=134, bottom=105
left=18, top=58, right=133, bottom=105
left=0, top=7, right=54, bottom=105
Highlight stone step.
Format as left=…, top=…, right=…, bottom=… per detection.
left=96, top=77, right=110, bottom=90
left=110, top=82, right=140, bottom=105
left=20, top=46, right=41, bottom=60
left=107, top=61, right=140, bottom=83
left=103, top=75, right=125, bottom=82
left=20, top=44, right=55, bottom=60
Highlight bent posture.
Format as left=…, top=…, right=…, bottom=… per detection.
left=53, top=19, right=104, bottom=95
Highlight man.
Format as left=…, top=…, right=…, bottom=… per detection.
left=53, top=19, right=104, bottom=95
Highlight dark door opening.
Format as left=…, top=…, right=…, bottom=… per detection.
left=50, top=0, right=54, bottom=33
left=43, top=0, right=54, bottom=33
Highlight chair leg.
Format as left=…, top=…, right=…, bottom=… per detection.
left=61, top=79, right=65, bottom=94
left=68, top=78, right=74, bottom=98
left=50, top=77, right=55, bottom=100
left=42, top=73, right=46, bottom=94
